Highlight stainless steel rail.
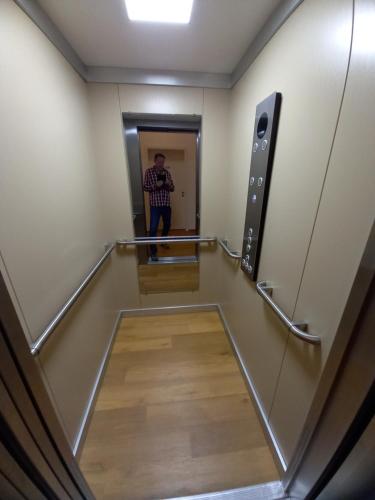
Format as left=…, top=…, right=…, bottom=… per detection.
left=219, top=239, right=241, bottom=260
left=256, top=281, right=321, bottom=345
left=117, top=236, right=217, bottom=246
left=31, top=244, right=115, bottom=356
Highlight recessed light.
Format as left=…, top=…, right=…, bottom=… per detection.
left=125, top=0, right=194, bottom=24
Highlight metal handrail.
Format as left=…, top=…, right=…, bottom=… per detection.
left=256, top=281, right=321, bottom=345
left=31, top=244, right=115, bottom=356
left=219, top=239, right=241, bottom=260
left=117, top=236, right=217, bottom=246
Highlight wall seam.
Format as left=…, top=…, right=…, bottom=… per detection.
left=267, top=0, right=356, bottom=428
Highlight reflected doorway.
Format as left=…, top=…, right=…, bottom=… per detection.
left=123, top=114, right=201, bottom=294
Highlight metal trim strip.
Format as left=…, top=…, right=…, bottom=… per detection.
left=72, top=310, right=122, bottom=458
left=217, top=304, right=288, bottom=473
left=13, top=0, right=88, bottom=80
left=164, top=480, right=287, bottom=500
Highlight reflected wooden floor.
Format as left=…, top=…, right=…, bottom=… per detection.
left=79, top=311, right=279, bottom=500
left=154, top=229, right=197, bottom=257
left=138, top=262, right=199, bottom=293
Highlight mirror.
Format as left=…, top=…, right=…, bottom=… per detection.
left=123, top=115, right=201, bottom=294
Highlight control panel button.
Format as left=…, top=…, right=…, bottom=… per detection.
left=251, top=194, right=257, bottom=204
left=246, top=244, right=251, bottom=252
left=257, top=177, right=263, bottom=187
left=245, top=255, right=250, bottom=262
left=261, top=139, right=268, bottom=151
left=253, top=142, right=259, bottom=153
left=248, top=236, right=252, bottom=244
left=248, top=228, right=253, bottom=236
left=250, top=176, right=255, bottom=186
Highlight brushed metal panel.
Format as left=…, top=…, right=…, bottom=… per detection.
left=241, top=92, right=282, bottom=280
left=269, top=0, right=375, bottom=463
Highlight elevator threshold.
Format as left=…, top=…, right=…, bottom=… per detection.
left=79, top=311, right=280, bottom=499
left=147, top=256, right=198, bottom=264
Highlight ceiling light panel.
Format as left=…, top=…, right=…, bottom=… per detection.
left=125, top=0, right=194, bottom=24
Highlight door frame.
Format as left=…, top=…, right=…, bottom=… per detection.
left=284, top=221, right=375, bottom=497
left=122, top=113, right=202, bottom=264
left=0, top=270, right=94, bottom=498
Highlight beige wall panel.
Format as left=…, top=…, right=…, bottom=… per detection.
left=269, top=0, right=375, bottom=462
left=119, top=84, right=203, bottom=116
left=87, top=83, right=140, bottom=310
left=39, top=259, right=118, bottom=446
left=221, top=0, right=352, bottom=424
left=0, top=0, right=103, bottom=341
left=87, top=84, right=134, bottom=242
left=221, top=256, right=290, bottom=420
left=0, top=1, right=120, bottom=446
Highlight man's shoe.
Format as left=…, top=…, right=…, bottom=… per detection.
left=151, top=255, right=159, bottom=261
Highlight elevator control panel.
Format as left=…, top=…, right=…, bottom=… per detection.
left=241, top=92, right=281, bottom=281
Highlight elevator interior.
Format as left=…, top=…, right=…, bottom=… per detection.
left=1, top=0, right=375, bottom=498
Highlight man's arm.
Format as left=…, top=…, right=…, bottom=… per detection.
left=143, top=169, right=156, bottom=192
left=165, top=171, right=175, bottom=192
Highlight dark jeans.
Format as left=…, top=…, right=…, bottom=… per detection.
left=149, top=206, right=171, bottom=255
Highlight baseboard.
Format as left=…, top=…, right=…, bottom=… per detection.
left=165, top=480, right=287, bottom=499
left=119, top=303, right=218, bottom=317
left=72, top=310, right=122, bottom=458
left=216, top=304, right=287, bottom=473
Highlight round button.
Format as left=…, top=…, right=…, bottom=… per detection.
left=241, top=258, right=246, bottom=266
left=245, top=255, right=250, bottom=262
left=253, top=142, right=259, bottom=153
left=257, top=177, right=263, bottom=187
left=248, top=265, right=253, bottom=273
left=250, top=176, right=255, bottom=186
left=251, top=194, right=257, bottom=204
left=261, top=139, right=268, bottom=151
left=248, top=228, right=253, bottom=236
left=246, top=244, right=251, bottom=252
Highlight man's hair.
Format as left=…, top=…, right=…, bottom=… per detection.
left=154, top=153, right=166, bottom=161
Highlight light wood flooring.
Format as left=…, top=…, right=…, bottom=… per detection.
left=138, top=263, right=199, bottom=294
left=79, top=311, right=279, bottom=500
left=152, top=229, right=197, bottom=258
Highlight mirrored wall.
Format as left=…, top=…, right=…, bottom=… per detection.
left=123, top=114, right=201, bottom=294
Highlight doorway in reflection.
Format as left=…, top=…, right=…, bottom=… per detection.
left=123, top=114, right=201, bottom=294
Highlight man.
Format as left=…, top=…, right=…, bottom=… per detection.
left=143, top=153, right=175, bottom=261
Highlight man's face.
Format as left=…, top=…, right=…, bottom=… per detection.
left=155, top=156, right=165, bottom=169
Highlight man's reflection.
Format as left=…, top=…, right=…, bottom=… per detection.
left=143, top=153, right=175, bottom=261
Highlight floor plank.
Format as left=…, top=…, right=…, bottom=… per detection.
left=138, top=263, right=199, bottom=293
left=80, top=311, right=279, bottom=499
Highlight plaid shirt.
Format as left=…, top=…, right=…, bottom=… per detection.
left=143, top=166, right=175, bottom=207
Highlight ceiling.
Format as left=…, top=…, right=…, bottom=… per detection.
left=37, top=0, right=282, bottom=74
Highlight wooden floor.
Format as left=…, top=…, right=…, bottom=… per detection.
left=79, top=311, right=279, bottom=500
left=138, top=263, right=199, bottom=293
left=153, top=229, right=197, bottom=257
